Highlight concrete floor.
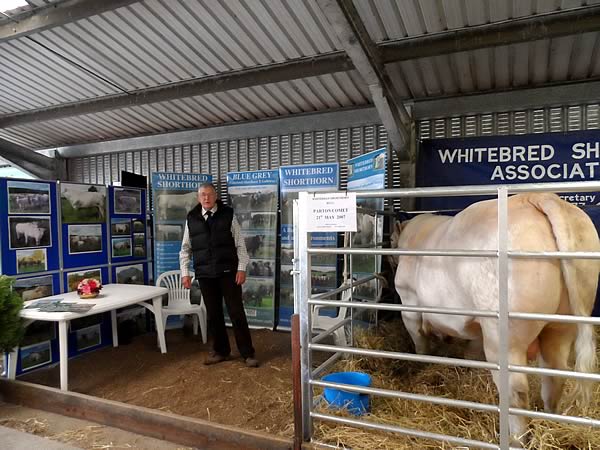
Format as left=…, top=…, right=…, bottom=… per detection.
left=0, top=401, right=193, bottom=450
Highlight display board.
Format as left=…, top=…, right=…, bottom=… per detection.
left=279, top=163, right=339, bottom=329
left=151, top=172, right=212, bottom=280
left=417, top=130, right=600, bottom=315
left=227, top=170, right=278, bottom=328
left=347, top=148, right=386, bottom=303
left=108, top=186, right=148, bottom=263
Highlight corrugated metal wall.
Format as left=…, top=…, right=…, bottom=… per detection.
left=417, top=103, right=600, bottom=139
left=68, top=123, right=392, bottom=201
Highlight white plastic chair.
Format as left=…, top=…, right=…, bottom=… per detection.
left=312, top=281, right=355, bottom=346
left=155, top=270, right=207, bottom=350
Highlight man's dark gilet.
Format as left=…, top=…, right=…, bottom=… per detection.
left=187, top=203, right=238, bottom=278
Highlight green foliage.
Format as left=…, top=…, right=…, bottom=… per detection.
left=0, top=275, right=25, bottom=353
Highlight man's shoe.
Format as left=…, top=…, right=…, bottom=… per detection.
left=204, top=352, right=228, bottom=365
left=244, top=357, right=259, bottom=368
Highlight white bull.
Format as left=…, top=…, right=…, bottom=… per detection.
left=156, top=192, right=198, bottom=219
left=392, top=192, right=600, bottom=444
left=15, top=222, right=45, bottom=246
left=63, top=189, right=105, bottom=218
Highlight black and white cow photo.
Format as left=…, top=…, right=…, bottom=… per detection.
left=8, top=180, right=51, bottom=214
left=114, top=188, right=141, bottom=215
left=9, top=216, right=51, bottom=249
left=68, top=224, right=102, bottom=254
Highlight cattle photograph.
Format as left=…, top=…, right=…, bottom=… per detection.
left=281, top=248, right=293, bottom=265
left=68, top=224, right=102, bottom=254
left=116, top=264, right=144, bottom=285
left=16, top=248, right=47, bottom=274
left=76, top=324, right=101, bottom=351
left=244, top=233, right=275, bottom=259
left=14, top=275, right=53, bottom=301
left=230, top=190, right=277, bottom=212
left=61, top=183, right=106, bottom=223
left=242, top=278, right=274, bottom=308
left=112, top=237, right=132, bottom=257
left=247, top=259, right=274, bottom=277
left=114, top=187, right=141, bottom=214
left=133, top=245, right=145, bottom=257
left=132, top=219, right=144, bottom=232
left=279, top=265, right=293, bottom=286
left=9, top=216, right=51, bottom=249
left=111, top=219, right=131, bottom=236
left=67, top=269, right=101, bottom=292
left=155, top=224, right=182, bottom=241
left=8, top=180, right=51, bottom=214
left=154, top=190, right=197, bottom=220
left=20, top=341, right=52, bottom=371
left=311, top=266, right=337, bottom=290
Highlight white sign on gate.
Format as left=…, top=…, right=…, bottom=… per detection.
left=306, top=192, right=357, bottom=232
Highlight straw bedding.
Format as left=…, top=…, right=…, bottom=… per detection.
left=313, top=320, right=600, bottom=449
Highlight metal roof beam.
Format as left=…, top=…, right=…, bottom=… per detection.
left=0, top=0, right=141, bottom=42
left=316, top=0, right=411, bottom=161
left=0, top=138, right=56, bottom=179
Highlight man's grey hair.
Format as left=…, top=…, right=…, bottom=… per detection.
left=197, top=182, right=217, bottom=193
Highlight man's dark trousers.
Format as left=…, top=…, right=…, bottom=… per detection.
left=198, top=272, right=255, bottom=359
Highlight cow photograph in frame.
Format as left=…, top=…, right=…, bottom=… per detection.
left=115, top=264, right=144, bottom=285
left=8, top=216, right=52, bottom=249
left=112, top=237, right=132, bottom=258
left=68, top=224, right=103, bottom=255
left=14, top=275, right=54, bottom=301
left=114, top=188, right=141, bottom=215
left=7, top=180, right=51, bottom=215
left=20, top=340, right=52, bottom=371
left=61, top=183, right=107, bottom=224
left=16, top=249, right=47, bottom=274
left=76, top=324, right=101, bottom=351
left=111, top=218, right=131, bottom=236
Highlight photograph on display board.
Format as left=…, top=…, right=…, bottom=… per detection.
left=112, top=237, right=132, bottom=257
left=21, top=322, right=55, bottom=347
left=247, top=259, right=275, bottom=277
left=133, top=233, right=145, bottom=246
left=242, top=278, right=274, bottom=308
left=76, top=324, right=101, bottom=351
left=132, top=219, right=145, bottom=233
left=16, top=249, right=47, bottom=274
left=311, top=266, right=337, bottom=291
left=133, top=245, right=145, bottom=257
left=67, top=268, right=101, bottom=292
left=155, top=223, right=182, bottom=241
left=244, top=233, right=276, bottom=259
left=7, top=181, right=51, bottom=215
left=61, top=183, right=106, bottom=224
left=20, top=340, right=52, bottom=371
left=230, top=191, right=277, bottom=212
left=280, top=264, right=293, bottom=286
left=115, top=264, right=144, bottom=285
left=111, top=219, right=131, bottom=236
left=9, top=216, right=52, bottom=249
left=14, top=275, right=53, bottom=301
left=114, top=188, right=141, bottom=215
left=68, top=224, right=102, bottom=254
left=154, top=190, right=198, bottom=220
left=237, top=212, right=277, bottom=230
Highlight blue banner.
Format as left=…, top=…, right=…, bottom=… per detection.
left=279, top=163, right=339, bottom=328
left=227, top=170, right=279, bottom=329
left=151, top=172, right=212, bottom=280
left=417, top=131, right=600, bottom=315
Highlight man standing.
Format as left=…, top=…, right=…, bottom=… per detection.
left=179, top=183, right=258, bottom=367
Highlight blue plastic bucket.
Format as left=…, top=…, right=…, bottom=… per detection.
left=322, top=371, right=371, bottom=415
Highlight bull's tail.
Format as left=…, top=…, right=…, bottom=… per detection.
left=529, top=193, right=600, bottom=406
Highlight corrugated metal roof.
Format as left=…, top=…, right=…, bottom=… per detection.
left=0, top=0, right=65, bottom=26
left=0, top=0, right=599, bottom=151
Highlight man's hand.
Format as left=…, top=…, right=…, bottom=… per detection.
left=235, top=271, right=246, bottom=286
left=182, top=276, right=192, bottom=289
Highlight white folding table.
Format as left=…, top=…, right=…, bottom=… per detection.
left=7, top=284, right=168, bottom=391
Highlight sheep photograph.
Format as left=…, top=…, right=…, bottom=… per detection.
left=61, top=183, right=106, bottom=223
left=14, top=275, right=54, bottom=301
left=68, top=224, right=103, bottom=254
left=20, top=341, right=52, bottom=371
left=8, top=180, right=51, bottom=214
left=114, top=187, right=142, bottom=215
left=66, top=268, right=101, bottom=292
left=111, top=218, right=131, bottom=236
left=112, top=237, right=132, bottom=257
left=16, top=249, right=47, bottom=274
left=9, top=216, right=51, bottom=249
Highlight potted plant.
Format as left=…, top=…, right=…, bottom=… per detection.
left=0, top=275, right=25, bottom=354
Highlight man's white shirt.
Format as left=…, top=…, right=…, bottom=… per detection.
left=179, top=205, right=249, bottom=278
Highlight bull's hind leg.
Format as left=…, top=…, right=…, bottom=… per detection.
left=401, top=311, right=430, bottom=354
left=537, top=323, right=577, bottom=413
left=482, top=329, right=530, bottom=446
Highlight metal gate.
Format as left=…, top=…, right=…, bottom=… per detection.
left=294, top=181, right=600, bottom=449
